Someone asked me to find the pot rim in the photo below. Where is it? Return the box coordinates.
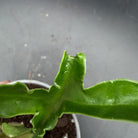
[10,79,81,138]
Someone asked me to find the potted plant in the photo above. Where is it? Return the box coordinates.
[0,80,81,138]
[0,51,138,138]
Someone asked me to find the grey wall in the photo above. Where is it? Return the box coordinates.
[0,0,138,137]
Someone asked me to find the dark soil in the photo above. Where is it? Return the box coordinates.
[0,82,77,138]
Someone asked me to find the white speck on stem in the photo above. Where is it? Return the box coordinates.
[24,43,28,47]
[41,56,47,59]
[63,133,68,138]
[30,120,32,124]
[71,119,75,123]
[37,73,41,77]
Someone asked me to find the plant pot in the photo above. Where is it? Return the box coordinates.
[0,80,81,138]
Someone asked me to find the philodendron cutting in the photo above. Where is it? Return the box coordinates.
[0,51,138,138]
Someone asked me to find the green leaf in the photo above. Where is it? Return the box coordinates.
[0,133,34,138]
[2,123,32,137]
[64,79,138,122]
[1,51,138,137]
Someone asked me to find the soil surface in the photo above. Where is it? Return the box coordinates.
[0,82,77,138]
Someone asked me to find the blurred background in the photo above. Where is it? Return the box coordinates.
[0,0,138,137]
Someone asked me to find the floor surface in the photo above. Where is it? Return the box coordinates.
[0,0,138,138]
